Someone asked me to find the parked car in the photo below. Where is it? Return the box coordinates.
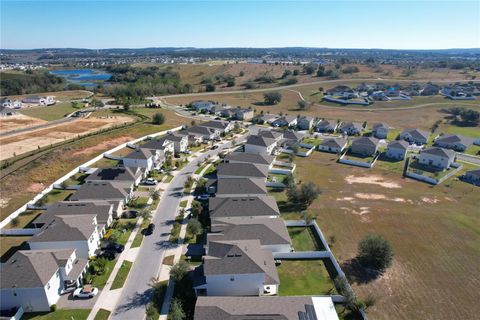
[99,250,117,260]
[124,210,138,218]
[106,243,124,253]
[183,150,192,154]
[211,145,219,150]
[73,286,98,299]
[196,194,210,201]
[144,178,158,185]
[145,223,156,235]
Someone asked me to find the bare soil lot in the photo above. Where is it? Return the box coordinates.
[0,114,47,134]
[0,115,134,160]
[291,151,480,320]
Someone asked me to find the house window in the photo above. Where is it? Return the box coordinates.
[230,276,235,281]
[47,283,50,290]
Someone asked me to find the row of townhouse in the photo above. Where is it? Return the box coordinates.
[189,100,255,121]
[244,129,305,155]
[191,132,339,319]
[0,129,197,314]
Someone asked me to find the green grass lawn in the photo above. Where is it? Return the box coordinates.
[408,159,454,180]
[375,153,406,174]
[114,218,137,246]
[194,162,208,174]
[444,124,480,138]
[111,260,133,290]
[0,235,30,263]
[91,158,121,168]
[22,309,91,320]
[179,200,188,208]
[20,102,85,121]
[64,173,88,186]
[131,218,150,248]
[129,196,149,209]
[90,258,117,289]
[343,150,375,163]
[36,189,75,206]
[93,309,111,320]
[4,210,43,229]
[288,227,320,251]
[303,137,323,147]
[164,175,174,183]
[267,173,287,183]
[277,260,336,296]
[464,144,480,156]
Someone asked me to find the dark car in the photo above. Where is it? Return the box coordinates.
[211,145,219,150]
[145,223,156,235]
[107,243,124,253]
[100,250,117,260]
[124,210,138,218]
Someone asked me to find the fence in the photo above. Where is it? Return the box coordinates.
[405,161,463,185]
[338,152,379,168]
[0,228,40,236]
[0,126,183,230]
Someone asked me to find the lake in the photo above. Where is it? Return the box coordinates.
[50,69,112,86]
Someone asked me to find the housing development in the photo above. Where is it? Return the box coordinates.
[0,1,479,319]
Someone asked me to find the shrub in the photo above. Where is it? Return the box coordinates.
[170,261,189,282]
[357,234,394,270]
[152,112,165,125]
[50,304,57,312]
[263,91,282,105]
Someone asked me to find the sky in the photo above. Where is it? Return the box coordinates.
[1,1,479,50]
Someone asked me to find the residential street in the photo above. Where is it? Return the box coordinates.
[110,137,243,320]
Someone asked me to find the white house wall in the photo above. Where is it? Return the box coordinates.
[204,273,265,296]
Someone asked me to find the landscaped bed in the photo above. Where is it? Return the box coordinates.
[277,259,336,296]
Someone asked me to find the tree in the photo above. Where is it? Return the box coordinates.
[281,69,292,79]
[283,174,295,189]
[205,84,216,92]
[152,112,165,125]
[460,109,480,123]
[227,79,235,87]
[187,218,203,238]
[150,190,160,201]
[239,71,245,77]
[304,63,316,75]
[293,69,300,76]
[287,182,321,209]
[91,98,104,108]
[170,261,189,282]
[357,234,394,271]
[316,66,326,77]
[301,210,316,226]
[71,101,79,109]
[108,230,122,245]
[140,209,152,220]
[297,100,309,110]
[191,200,203,217]
[169,298,186,320]
[263,91,282,105]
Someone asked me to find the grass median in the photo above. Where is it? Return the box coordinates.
[110,260,133,290]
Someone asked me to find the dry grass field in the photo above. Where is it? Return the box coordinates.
[0,114,47,134]
[0,115,134,160]
[286,152,480,320]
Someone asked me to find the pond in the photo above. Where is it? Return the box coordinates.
[50,69,112,87]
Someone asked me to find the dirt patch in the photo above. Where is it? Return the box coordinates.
[421,196,439,204]
[345,175,402,189]
[71,136,134,157]
[354,193,406,202]
[0,198,10,208]
[26,183,46,193]
[0,114,46,133]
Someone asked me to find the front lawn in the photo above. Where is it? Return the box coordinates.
[22,309,91,320]
[288,227,321,251]
[90,258,117,289]
[113,218,137,246]
[277,260,336,296]
[110,260,133,290]
[93,309,111,320]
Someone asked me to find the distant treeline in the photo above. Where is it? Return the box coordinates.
[0,71,66,96]
[99,65,193,102]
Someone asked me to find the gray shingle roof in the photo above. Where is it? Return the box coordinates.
[387,140,409,150]
[124,148,156,160]
[216,178,267,196]
[200,120,230,130]
[466,168,480,178]
[435,134,474,147]
[217,163,269,179]
[141,137,173,150]
[29,214,97,243]
[339,122,363,131]
[209,217,291,246]
[195,296,323,320]
[35,201,113,226]
[421,147,456,159]
[352,136,379,147]
[85,167,140,183]
[320,138,347,149]
[209,196,280,219]
[70,182,129,201]
[257,130,283,140]
[372,122,388,130]
[246,135,276,147]
[282,131,305,142]
[0,249,74,288]
[401,128,430,141]
[188,126,216,136]
[204,240,279,284]
[224,152,274,165]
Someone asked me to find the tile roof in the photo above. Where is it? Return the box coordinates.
[209,196,280,219]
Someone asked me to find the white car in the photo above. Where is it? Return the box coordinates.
[144,178,158,185]
[73,286,98,299]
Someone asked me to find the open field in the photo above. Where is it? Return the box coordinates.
[4,89,92,101]
[20,102,85,121]
[0,115,135,161]
[289,151,480,320]
[0,114,47,134]
[0,108,187,220]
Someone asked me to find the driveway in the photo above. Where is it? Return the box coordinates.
[110,136,244,320]
[57,290,99,309]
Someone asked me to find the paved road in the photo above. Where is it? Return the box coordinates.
[0,117,77,137]
[457,153,480,165]
[110,138,242,320]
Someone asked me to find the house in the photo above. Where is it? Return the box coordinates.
[372,123,389,139]
[217,108,236,118]
[214,178,267,197]
[184,126,219,141]
[254,113,279,124]
[350,136,380,156]
[464,168,480,184]
[70,181,133,216]
[370,91,389,101]
[0,97,22,109]
[209,217,292,253]
[386,140,409,160]
[224,152,274,166]
[194,296,339,320]
[421,84,440,96]
[434,134,474,152]
[271,115,297,128]
[0,105,17,117]
[257,130,284,141]
[318,138,348,153]
[418,147,456,169]
[122,148,162,171]
[33,201,114,235]
[399,128,430,145]
[28,214,100,259]
[143,134,188,153]
[338,122,363,136]
[190,100,217,113]
[85,166,143,186]
[209,196,280,219]
[193,239,279,296]
[22,95,55,105]
[234,108,254,121]
[216,162,269,180]
[315,120,338,133]
[326,85,354,96]
[297,116,314,130]
[244,135,277,155]
[199,120,234,134]
[0,249,88,312]
[280,131,305,148]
